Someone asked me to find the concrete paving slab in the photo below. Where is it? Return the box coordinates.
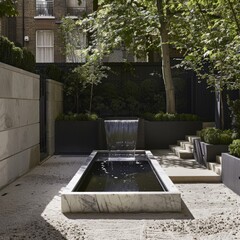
[151,149,221,183]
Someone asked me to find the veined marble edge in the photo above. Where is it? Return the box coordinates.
[61,150,182,213]
[62,150,180,196]
[62,151,98,193]
[62,191,180,196]
[148,152,180,193]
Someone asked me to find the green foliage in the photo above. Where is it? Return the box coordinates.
[56,112,99,121]
[63,62,109,114]
[22,48,35,72]
[172,0,240,91]
[199,127,235,145]
[110,97,126,115]
[0,0,17,17]
[60,0,179,113]
[46,64,62,82]
[0,36,35,72]
[228,98,240,138]
[229,139,240,158]
[141,112,155,121]
[155,112,176,121]
[142,112,200,121]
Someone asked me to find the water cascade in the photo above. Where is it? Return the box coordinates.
[104,119,139,159]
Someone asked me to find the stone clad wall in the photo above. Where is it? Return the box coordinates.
[0,63,40,189]
[46,79,63,155]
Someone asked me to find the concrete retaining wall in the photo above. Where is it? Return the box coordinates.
[46,79,63,155]
[0,63,40,189]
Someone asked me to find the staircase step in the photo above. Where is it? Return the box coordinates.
[170,145,183,154]
[207,162,222,175]
[184,143,194,152]
[177,140,188,146]
[170,145,194,159]
[177,150,194,159]
[185,135,201,144]
[177,141,194,152]
[216,155,222,164]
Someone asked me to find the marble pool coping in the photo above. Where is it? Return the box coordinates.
[61,150,181,213]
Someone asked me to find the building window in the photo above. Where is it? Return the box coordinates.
[66,32,86,63]
[66,0,86,17]
[36,0,54,16]
[36,30,54,63]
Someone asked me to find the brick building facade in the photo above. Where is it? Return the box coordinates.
[1,0,93,63]
[1,0,181,63]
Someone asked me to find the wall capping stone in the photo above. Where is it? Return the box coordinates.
[0,62,39,78]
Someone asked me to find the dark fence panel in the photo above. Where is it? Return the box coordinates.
[36,62,222,122]
[39,74,47,160]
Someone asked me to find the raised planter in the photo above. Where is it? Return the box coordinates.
[55,120,106,154]
[55,118,145,154]
[222,153,240,195]
[200,142,229,165]
[55,119,202,153]
[144,121,202,149]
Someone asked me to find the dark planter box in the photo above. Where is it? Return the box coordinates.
[193,138,204,165]
[144,121,202,149]
[55,120,104,154]
[55,119,202,153]
[222,153,240,196]
[55,118,144,154]
[200,142,229,164]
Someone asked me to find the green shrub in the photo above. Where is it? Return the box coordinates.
[176,113,199,121]
[229,139,240,158]
[155,112,175,121]
[199,127,235,145]
[12,46,23,68]
[142,112,199,121]
[228,98,240,138]
[0,36,35,72]
[110,97,126,116]
[56,113,99,121]
[22,48,35,72]
[141,112,155,121]
[46,64,62,82]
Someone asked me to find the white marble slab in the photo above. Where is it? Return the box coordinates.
[61,151,181,213]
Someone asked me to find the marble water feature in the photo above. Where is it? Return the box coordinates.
[61,120,181,213]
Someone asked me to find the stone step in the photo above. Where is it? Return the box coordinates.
[207,162,222,176]
[177,140,189,146]
[170,145,183,154]
[185,135,201,144]
[177,140,193,151]
[184,143,194,153]
[170,145,194,159]
[177,150,194,159]
[216,155,222,164]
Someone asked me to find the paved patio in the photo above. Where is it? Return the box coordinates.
[0,151,240,239]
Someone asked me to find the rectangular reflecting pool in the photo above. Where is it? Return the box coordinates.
[61,150,181,213]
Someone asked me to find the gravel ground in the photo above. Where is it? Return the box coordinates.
[0,155,240,240]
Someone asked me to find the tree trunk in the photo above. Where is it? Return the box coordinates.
[157,0,176,113]
[160,23,175,113]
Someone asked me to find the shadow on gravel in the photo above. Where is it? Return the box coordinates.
[0,155,88,240]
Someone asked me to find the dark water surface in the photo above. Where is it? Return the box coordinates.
[74,153,165,192]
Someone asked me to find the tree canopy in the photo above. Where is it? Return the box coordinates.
[171,0,240,91]
[0,0,17,17]
[61,0,240,114]
[62,0,177,112]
